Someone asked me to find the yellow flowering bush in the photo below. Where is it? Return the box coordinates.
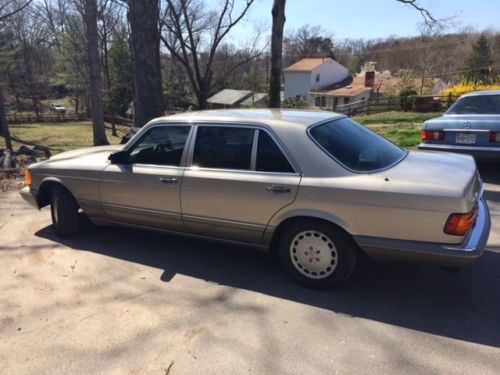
[442,79,500,96]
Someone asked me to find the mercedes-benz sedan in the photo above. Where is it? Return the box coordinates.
[419,90,500,160]
[21,109,490,288]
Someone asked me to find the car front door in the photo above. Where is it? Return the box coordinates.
[181,124,301,244]
[100,124,192,230]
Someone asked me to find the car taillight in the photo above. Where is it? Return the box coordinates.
[422,130,445,141]
[444,206,478,236]
[489,132,500,143]
[25,169,32,186]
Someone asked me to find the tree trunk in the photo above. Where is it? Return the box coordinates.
[268,0,286,108]
[0,86,13,151]
[84,0,109,146]
[128,0,164,127]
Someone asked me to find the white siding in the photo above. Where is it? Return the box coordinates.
[284,72,311,100]
[310,60,348,91]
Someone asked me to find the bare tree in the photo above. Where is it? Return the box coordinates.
[128,0,164,127]
[160,0,257,109]
[268,0,285,108]
[83,0,108,145]
[0,0,33,150]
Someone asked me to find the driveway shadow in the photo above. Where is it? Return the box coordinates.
[36,220,500,349]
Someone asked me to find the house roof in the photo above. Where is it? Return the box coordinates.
[352,76,444,95]
[241,93,267,106]
[207,89,253,105]
[316,86,372,97]
[285,58,332,72]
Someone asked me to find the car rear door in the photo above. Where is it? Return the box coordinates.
[99,124,192,230]
[180,124,301,244]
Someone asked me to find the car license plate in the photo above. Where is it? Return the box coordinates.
[456,133,476,144]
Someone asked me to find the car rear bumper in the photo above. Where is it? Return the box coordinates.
[418,143,500,160]
[20,186,39,209]
[354,196,490,268]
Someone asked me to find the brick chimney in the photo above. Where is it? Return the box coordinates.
[365,71,375,88]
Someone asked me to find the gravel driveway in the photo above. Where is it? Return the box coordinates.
[1,165,499,374]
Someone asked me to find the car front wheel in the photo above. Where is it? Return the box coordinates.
[50,185,79,237]
[278,220,357,288]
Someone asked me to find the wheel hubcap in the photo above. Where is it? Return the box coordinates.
[290,230,338,279]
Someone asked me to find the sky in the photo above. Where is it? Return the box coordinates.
[228,0,500,45]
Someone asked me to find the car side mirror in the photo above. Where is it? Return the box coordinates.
[109,150,130,164]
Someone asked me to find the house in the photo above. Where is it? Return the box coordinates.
[284,58,348,101]
[351,74,448,98]
[309,85,372,114]
[207,89,253,109]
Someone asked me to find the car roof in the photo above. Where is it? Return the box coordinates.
[461,90,500,97]
[149,109,344,129]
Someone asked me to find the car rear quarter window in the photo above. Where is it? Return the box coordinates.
[309,117,406,172]
[129,126,190,166]
[256,131,294,173]
[447,95,500,115]
[193,126,254,170]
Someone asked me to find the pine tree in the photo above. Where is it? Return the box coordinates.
[467,34,494,83]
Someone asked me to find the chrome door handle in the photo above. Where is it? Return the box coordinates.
[266,185,291,193]
[159,176,178,184]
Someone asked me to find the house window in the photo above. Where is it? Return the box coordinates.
[344,97,350,104]
[333,97,338,109]
[314,96,326,107]
[316,73,320,82]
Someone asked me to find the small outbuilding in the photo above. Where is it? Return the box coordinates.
[207,89,254,109]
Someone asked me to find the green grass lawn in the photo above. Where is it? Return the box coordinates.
[1,122,128,153]
[354,111,442,149]
[0,111,441,153]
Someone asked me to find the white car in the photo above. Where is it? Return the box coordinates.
[49,103,66,114]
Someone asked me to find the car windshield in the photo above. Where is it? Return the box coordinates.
[446,94,500,115]
[309,117,406,172]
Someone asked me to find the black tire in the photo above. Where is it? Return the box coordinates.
[278,220,357,289]
[50,185,79,237]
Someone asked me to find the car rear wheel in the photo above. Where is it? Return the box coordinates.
[50,185,79,237]
[278,220,357,288]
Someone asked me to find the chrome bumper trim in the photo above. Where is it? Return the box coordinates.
[20,186,39,209]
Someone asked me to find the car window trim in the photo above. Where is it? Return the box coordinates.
[187,122,300,175]
[307,116,408,175]
[123,123,194,168]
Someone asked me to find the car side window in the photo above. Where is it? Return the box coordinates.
[256,131,294,173]
[128,126,190,166]
[193,126,255,170]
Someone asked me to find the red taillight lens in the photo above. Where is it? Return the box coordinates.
[444,206,478,236]
[489,132,500,143]
[422,130,445,141]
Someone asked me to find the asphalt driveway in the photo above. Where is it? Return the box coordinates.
[1,164,499,374]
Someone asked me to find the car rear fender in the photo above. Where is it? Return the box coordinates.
[263,208,353,248]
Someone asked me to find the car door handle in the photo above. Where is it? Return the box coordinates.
[159,176,178,184]
[266,185,291,193]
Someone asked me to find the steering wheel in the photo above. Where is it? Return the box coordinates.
[153,143,171,155]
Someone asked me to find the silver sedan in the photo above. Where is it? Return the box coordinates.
[419,90,500,160]
[21,109,490,288]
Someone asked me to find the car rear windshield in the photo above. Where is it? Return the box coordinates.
[447,95,500,115]
[309,117,406,172]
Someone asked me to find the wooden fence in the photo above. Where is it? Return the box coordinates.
[330,95,460,116]
[5,112,134,127]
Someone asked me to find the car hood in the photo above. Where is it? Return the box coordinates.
[424,114,500,131]
[33,145,123,170]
